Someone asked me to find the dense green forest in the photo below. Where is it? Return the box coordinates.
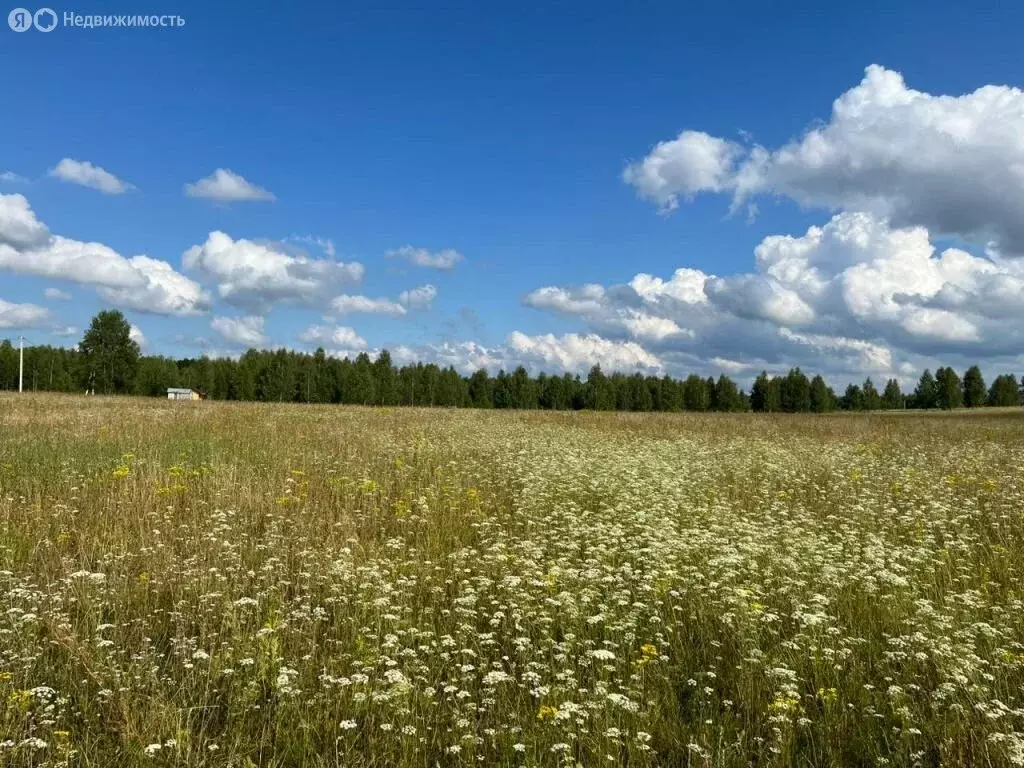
[2,311,1022,412]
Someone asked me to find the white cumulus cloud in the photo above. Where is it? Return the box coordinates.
[129,324,146,349]
[183,231,363,311]
[524,282,692,342]
[0,299,49,329]
[407,340,503,373]
[617,312,688,342]
[0,194,209,316]
[369,334,661,376]
[44,287,71,301]
[0,194,50,250]
[298,324,368,351]
[626,64,1024,255]
[776,328,893,373]
[705,274,816,327]
[629,268,709,306]
[329,294,407,316]
[49,159,133,194]
[387,245,464,270]
[184,169,275,202]
[523,210,1024,380]
[507,331,662,373]
[211,315,268,347]
[398,284,437,309]
[623,131,742,211]
[524,284,607,315]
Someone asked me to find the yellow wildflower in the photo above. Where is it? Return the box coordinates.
[537,705,559,721]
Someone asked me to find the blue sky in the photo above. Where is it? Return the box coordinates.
[4,1,1024,383]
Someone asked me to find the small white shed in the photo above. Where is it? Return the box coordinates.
[167,387,202,401]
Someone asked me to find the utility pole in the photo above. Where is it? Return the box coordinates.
[18,335,25,393]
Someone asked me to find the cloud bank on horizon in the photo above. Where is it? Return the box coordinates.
[3,65,1024,384]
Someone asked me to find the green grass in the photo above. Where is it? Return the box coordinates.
[1,393,1024,766]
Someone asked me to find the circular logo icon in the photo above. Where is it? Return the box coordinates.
[8,7,33,31]
[33,7,56,31]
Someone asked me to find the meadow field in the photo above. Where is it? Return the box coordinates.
[1,395,1024,767]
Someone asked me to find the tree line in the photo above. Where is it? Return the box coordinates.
[2,311,1022,412]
